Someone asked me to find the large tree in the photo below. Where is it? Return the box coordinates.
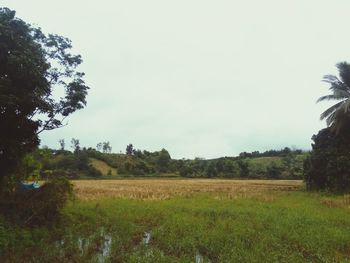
[304,62,350,192]
[304,127,350,192]
[0,8,89,190]
[317,62,350,134]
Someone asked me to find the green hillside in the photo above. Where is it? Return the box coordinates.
[28,147,308,180]
[89,158,118,176]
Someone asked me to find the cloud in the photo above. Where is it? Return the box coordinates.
[4,0,350,158]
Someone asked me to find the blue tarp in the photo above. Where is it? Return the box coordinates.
[19,182,40,191]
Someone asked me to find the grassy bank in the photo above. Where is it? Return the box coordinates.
[1,180,350,262]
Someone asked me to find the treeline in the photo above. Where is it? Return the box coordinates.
[23,141,173,179]
[237,147,303,158]
[24,147,102,179]
[24,141,307,180]
[176,154,306,179]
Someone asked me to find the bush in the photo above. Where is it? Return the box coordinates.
[179,165,193,177]
[86,165,102,177]
[304,128,350,192]
[266,162,282,179]
[0,177,73,226]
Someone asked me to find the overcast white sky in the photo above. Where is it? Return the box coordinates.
[3,0,350,158]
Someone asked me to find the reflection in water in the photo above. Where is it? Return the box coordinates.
[98,232,112,263]
[142,232,151,245]
[195,252,204,263]
[60,229,208,262]
[75,228,113,263]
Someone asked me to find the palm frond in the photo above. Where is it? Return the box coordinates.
[317,94,347,103]
[341,99,350,113]
[318,76,350,103]
[329,82,350,94]
[337,62,350,88]
[320,100,345,121]
[330,108,350,134]
[322,74,350,93]
[319,62,350,134]
[333,87,350,98]
[322,74,340,84]
[325,110,336,127]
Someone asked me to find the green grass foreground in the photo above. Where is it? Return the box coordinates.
[1,191,350,262]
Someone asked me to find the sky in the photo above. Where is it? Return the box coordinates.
[3,0,350,159]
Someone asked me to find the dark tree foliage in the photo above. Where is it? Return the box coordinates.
[237,159,249,177]
[0,177,74,226]
[102,141,112,154]
[156,149,171,173]
[206,162,218,177]
[0,8,89,190]
[70,138,80,154]
[304,62,350,192]
[304,128,350,192]
[238,147,300,158]
[126,144,134,155]
[58,139,65,151]
[266,162,282,179]
[317,62,350,134]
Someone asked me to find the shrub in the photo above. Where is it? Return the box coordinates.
[266,162,282,179]
[86,165,102,177]
[0,177,73,226]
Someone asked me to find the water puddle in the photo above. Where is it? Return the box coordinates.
[57,229,214,263]
[195,252,204,263]
[142,232,151,245]
[97,232,112,263]
[57,228,113,262]
[79,236,93,255]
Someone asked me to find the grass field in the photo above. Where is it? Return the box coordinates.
[1,179,350,262]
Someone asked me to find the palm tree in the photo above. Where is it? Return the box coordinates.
[317,62,350,134]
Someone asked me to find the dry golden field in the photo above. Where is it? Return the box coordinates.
[72,179,303,200]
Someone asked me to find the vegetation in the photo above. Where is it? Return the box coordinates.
[1,5,350,262]
[0,9,85,247]
[0,8,89,192]
[305,62,350,192]
[89,158,117,176]
[1,181,350,262]
[317,62,350,134]
[72,179,302,200]
[304,128,350,192]
[0,177,73,226]
[26,143,307,180]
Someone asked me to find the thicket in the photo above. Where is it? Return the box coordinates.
[177,153,306,179]
[304,128,350,192]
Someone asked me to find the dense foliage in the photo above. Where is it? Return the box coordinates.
[317,62,350,134]
[176,153,305,179]
[304,128,350,192]
[0,177,73,226]
[0,8,88,191]
[28,142,307,180]
[305,62,350,192]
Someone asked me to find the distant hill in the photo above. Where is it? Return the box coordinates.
[29,147,308,180]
